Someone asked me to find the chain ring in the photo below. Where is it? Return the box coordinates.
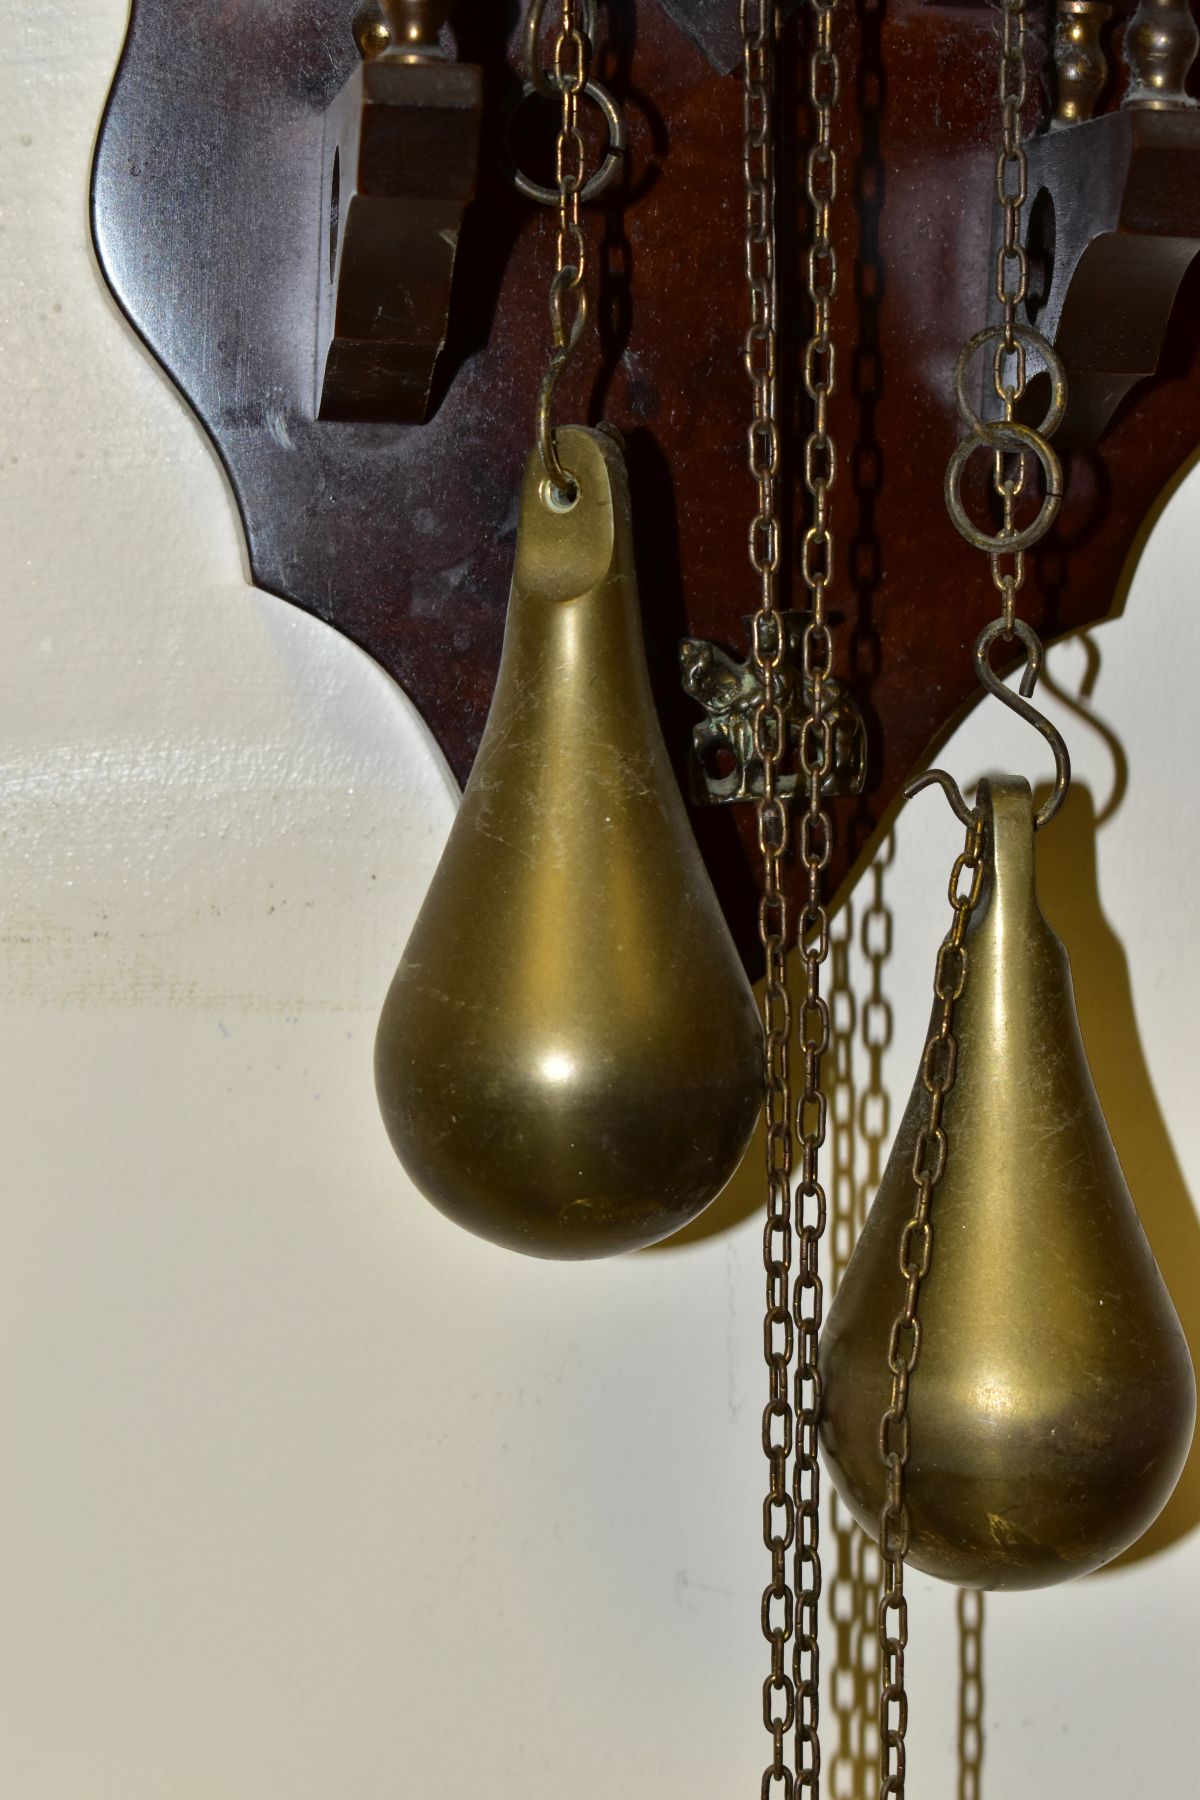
[945,325,1066,557]
[504,77,625,207]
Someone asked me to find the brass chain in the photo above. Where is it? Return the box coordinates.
[944,0,1067,695]
[795,2,838,1787]
[991,0,1031,632]
[743,7,797,1792]
[876,813,985,1800]
[534,0,592,503]
[744,0,838,1791]
[524,0,597,97]
[552,0,587,301]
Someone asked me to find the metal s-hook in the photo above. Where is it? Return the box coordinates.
[904,767,976,829]
[975,618,1071,829]
[536,266,589,506]
[905,618,1072,831]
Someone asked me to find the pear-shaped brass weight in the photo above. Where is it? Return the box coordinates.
[820,778,1195,1587]
[375,428,762,1258]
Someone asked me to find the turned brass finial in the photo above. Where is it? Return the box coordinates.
[360,2,452,61]
[1123,0,1200,109]
[1054,0,1113,123]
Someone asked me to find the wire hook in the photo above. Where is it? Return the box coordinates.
[536,267,589,507]
[975,618,1071,829]
[904,767,976,828]
[905,618,1072,831]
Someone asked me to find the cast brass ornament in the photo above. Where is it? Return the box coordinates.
[819,778,1196,1588]
[375,428,762,1257]
[679,612,867,805]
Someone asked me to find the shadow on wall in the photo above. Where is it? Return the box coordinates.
[1033,659,1200,1569]
[655,632,1200,1569]
[656,838,991,1794]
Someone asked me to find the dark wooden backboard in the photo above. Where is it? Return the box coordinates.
[92,0,1200,962]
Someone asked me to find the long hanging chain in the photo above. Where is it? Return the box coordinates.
[743,7,798,1791]
[795,0,838,1790]
[745,0,837,1791]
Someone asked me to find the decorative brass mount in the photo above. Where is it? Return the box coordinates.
[680,614,868,806]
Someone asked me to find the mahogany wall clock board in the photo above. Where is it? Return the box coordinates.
[91,0,1200,962]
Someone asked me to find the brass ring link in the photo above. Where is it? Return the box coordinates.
[505,77,626,207]
[944,324,1067,556]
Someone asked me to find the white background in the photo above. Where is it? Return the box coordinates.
[2,4,1198,1794]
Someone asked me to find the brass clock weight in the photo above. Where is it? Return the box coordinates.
[90,0,1200,1791]
[373,4,763,1258]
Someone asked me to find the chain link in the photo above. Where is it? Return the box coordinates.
[552,3,588,296]
[876,814,985,1800]
[525,0,598,96]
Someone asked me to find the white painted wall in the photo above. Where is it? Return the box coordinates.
[2,4,1197,1796]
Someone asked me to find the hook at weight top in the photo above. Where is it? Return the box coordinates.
[906,620,1072,831]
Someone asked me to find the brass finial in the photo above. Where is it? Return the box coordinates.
[360,2,452,62]
[1122,0,1200,109]
[1054,0,1113,124]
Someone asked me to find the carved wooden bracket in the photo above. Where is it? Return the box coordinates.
[1010,0,1200,445]
[317,23,482,422]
